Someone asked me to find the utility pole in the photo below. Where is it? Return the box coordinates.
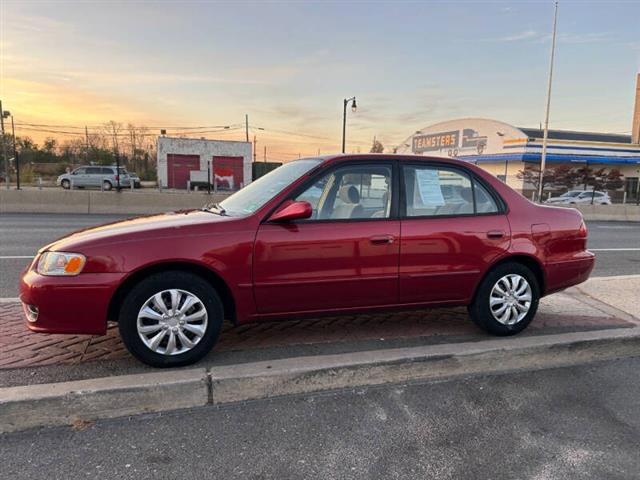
[538,1,559,202]
[253,135,257,162]
[85,126,90,164]
[11,114,19,189]
[263,145,266,163]
[245,114,249,143]
[0,100,8,190]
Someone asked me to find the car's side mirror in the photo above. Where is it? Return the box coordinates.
[268,200,313,222]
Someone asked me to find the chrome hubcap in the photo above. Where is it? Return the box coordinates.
[137,289,208,356]
[489,274,532,325]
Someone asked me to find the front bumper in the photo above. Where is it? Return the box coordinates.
[19,269,124,335]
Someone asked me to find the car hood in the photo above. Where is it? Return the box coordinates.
[42,210,239,252]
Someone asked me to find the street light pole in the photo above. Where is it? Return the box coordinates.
[342,96,357,154]
[538,1,559,202]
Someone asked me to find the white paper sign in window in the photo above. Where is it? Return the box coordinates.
[415,169,445,207]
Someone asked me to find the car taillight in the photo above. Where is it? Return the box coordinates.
[579,221,588,238]
[115,175,120,181]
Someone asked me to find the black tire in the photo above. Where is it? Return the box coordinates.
[103,180,113,191]
[118,271,224,367]
[468,262,540,336]
[61,179,70,190]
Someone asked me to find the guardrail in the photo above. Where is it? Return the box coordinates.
[0,189,230,215]
[1,189,638,219]
[567,204,640,222]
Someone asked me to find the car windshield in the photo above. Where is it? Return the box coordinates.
[561,191,582,198]
[217,158,323,216]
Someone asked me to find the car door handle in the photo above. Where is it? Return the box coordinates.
[369,235,395,245]
[487,230,505,239]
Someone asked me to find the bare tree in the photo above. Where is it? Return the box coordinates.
[126,124,151,173]
[103,121,123,154]
[587,168,624,203]
[370,137,384,153]
[516,165,555,198]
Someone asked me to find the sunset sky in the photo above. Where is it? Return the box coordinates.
[1,0,639,160]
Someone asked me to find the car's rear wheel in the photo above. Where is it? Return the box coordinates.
[118,271,224,367]
[103,180,113,191]
[468,262,540,336]
[61,179,70,189]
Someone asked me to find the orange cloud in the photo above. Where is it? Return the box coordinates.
[3,77,157,127]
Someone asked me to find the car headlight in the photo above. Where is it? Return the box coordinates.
[37,252,86,276]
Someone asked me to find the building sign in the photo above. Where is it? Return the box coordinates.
[412,131,459,153]
[412,128,489,156]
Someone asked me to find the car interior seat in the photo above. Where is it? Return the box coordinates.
[331,185,364,219]
[371,191,389,218]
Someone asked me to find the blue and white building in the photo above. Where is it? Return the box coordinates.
[395,117,640,201]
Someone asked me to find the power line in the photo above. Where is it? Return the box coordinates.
[15,122,243,130]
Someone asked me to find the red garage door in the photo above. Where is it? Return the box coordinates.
[167,154,199,189]
[212,156,244,191]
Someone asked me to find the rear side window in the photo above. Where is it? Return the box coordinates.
[474,182,499,213]
[102,167,114,174]
[403,165,499,217]
[86,167,101,175]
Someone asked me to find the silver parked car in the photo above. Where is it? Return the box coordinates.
[57,166,131,190]
[545,190,612,205]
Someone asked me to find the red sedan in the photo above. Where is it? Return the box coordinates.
[20,155,595,367]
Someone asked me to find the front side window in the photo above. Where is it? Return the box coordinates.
[294,164,392,220]
[73,168,87,175]
[219,158,322,216]
[86,167,101,175]
[403,165,499,217]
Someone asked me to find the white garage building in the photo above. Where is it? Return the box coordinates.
[157,137,252,190]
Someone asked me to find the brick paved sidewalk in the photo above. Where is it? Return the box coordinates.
[0,291,633,370]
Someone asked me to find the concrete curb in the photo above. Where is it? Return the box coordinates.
[0,368,208,433]
[2,328,640,434]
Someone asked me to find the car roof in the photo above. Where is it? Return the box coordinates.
[320,153,473,168]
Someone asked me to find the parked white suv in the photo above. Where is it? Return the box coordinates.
[546,190,611,205]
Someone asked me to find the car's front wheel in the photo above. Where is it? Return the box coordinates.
[61,179,70,189]
[118,271,224,367]
[468,262,540,336]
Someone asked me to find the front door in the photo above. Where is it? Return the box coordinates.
[253,162,400,314]
[399,163,511,304]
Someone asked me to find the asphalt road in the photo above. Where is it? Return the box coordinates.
[2,357,640,479]
[0,213,638,298]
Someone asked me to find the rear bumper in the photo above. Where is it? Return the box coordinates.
[19,270,124,335]
[545,251,595,295]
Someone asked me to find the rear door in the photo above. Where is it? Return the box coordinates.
[399,163,511,304]
[253,161,400,314]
